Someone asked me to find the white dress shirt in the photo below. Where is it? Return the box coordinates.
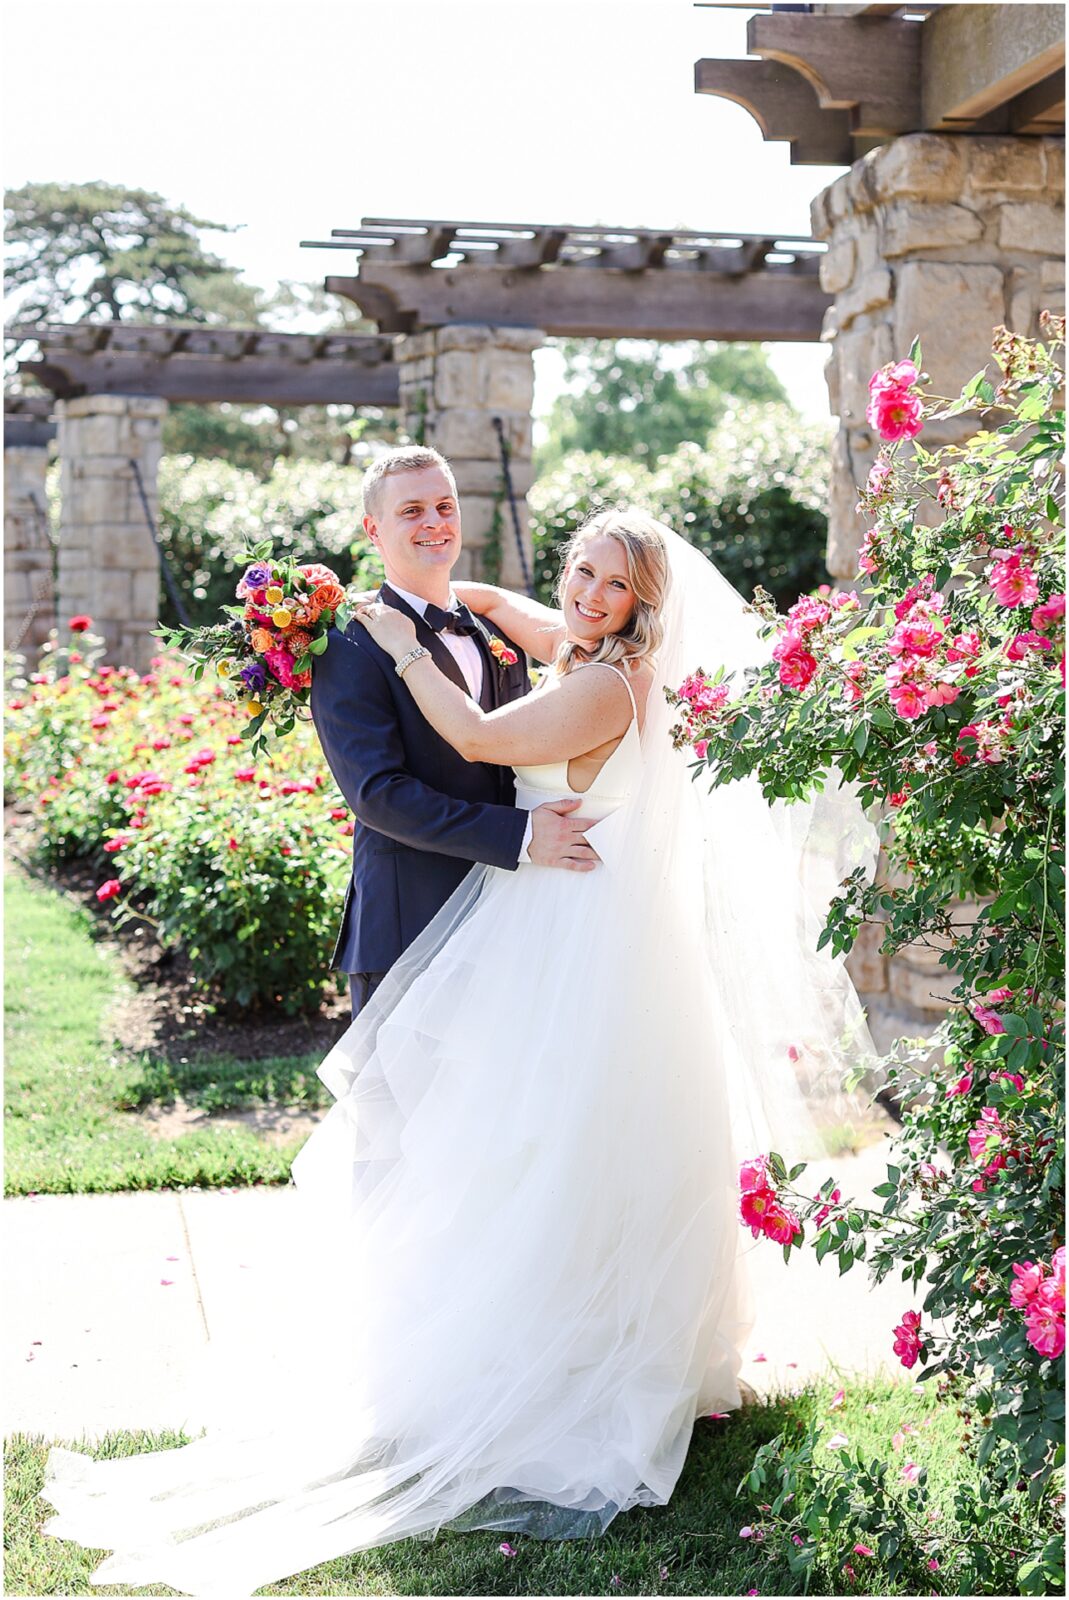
[388,584,534,863]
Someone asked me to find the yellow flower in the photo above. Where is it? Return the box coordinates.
[272,608,293,629]
[265,585,284,605]
[246,700,263,717]
[217,659,233,678]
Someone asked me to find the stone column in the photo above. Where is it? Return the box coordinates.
[56,395,167,672]
[813,133,1065,580]
[394,325,542,588]
[4,440,55,657]
[817,133,1065,1068]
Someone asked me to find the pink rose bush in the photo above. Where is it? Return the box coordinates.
[680,325,1064,1593]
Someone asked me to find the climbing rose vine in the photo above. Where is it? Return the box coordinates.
[672,323,1065,1596]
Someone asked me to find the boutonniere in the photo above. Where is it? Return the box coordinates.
[487,634,519,670]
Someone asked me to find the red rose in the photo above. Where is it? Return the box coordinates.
[68,614,92,632]
[96,879,122,902]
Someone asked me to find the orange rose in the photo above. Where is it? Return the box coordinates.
[250,628,274,654]
[291,599,322,627]
[312,581,345,613]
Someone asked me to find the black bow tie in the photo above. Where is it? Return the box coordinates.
[423,601,480,637]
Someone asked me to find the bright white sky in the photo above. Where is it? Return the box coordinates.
[3,0,847,422]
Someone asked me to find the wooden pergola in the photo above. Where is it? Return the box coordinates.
[301,219,831,341]
[696,2,1065,165]
[12,324,400,407]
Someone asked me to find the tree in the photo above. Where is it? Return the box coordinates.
[536,338,789,470]
[4,181,261,327]
[4,183,400,469]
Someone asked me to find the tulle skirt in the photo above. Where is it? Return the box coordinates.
[42,853,762,1596]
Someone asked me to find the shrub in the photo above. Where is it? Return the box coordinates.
[5,630,353,1013]
[156,455,383,628]
[676,325,1065,1594]
[529,403,832,610]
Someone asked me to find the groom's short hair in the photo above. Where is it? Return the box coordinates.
[361,446,457,519]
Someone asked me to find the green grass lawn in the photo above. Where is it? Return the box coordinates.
[4,867,330,1194]
[5,1377,981,1597]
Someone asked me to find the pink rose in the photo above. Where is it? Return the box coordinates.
[971,1004,1006,1036]
[1006,630,1053,661]
[1032,593,1066,632]
[945,1072,973,1097]
[778,651,818,691]
[888,680,927,720]
[739,1156,770,1193]
[1010,1261,1046,1309]
[990,553,1040,609]
[739,1185,777,1238]
[762,1201,802,1246]
[1025,1297,1066,1359]
[867,385,924,442]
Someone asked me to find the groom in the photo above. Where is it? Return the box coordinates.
[311,444,598,1015]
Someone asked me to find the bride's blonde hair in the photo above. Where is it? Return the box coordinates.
[554,508,671,675]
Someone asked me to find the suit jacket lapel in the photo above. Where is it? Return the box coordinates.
[470,620,499,712]
[379,584,469,696]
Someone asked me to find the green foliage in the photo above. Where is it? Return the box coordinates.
[739,1378,1063,1596]
[4,181,260,328]
[678,324,1065,1585]
[156,454,384,628]
[536,338,789,470]
[5,630,354,1014]
[530,403,832,610]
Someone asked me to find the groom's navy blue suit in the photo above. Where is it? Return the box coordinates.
[310,584,531,1008]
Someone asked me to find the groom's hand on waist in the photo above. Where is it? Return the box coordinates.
[527,798,600,871]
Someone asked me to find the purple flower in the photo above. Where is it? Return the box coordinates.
[240,661,268,693]
[242,563,272,591]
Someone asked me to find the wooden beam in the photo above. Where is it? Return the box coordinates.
[1010,69,1066,132]
[747,12,923,136]
[695,56,855,162]
[329,261,831,342]
[922,3,1064,126]
[21,353,400,408]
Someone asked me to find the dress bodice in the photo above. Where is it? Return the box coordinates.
[512,664,643,822]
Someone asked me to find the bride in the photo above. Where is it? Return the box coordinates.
[42,509,877,1596]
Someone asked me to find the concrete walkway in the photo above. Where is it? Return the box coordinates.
[4,1133,926,1443]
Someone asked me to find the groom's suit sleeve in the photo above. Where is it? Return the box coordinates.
[310,624,528,870]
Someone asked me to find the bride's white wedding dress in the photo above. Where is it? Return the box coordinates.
[42,665,757,1595]
[42,532,879,1597]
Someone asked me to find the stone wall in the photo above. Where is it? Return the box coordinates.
[56,395,167,673]
[4,443,55,657]
[395,324,543,588]
[819,132,1065,1055]
[813,133,1065,582]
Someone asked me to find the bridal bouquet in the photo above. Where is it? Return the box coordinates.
[155,541,353,752]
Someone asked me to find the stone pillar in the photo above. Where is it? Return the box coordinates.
[394,325,542,587]
[813,133,1065,579]
[56,395,167,672]
[816,133,1065,1069]
[4,440,55,656]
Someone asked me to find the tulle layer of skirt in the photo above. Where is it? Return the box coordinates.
[42,854,764,1595]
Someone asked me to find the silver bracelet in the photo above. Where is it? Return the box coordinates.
[395,645,431,679]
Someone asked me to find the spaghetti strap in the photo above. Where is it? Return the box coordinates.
[577,660,639,727]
